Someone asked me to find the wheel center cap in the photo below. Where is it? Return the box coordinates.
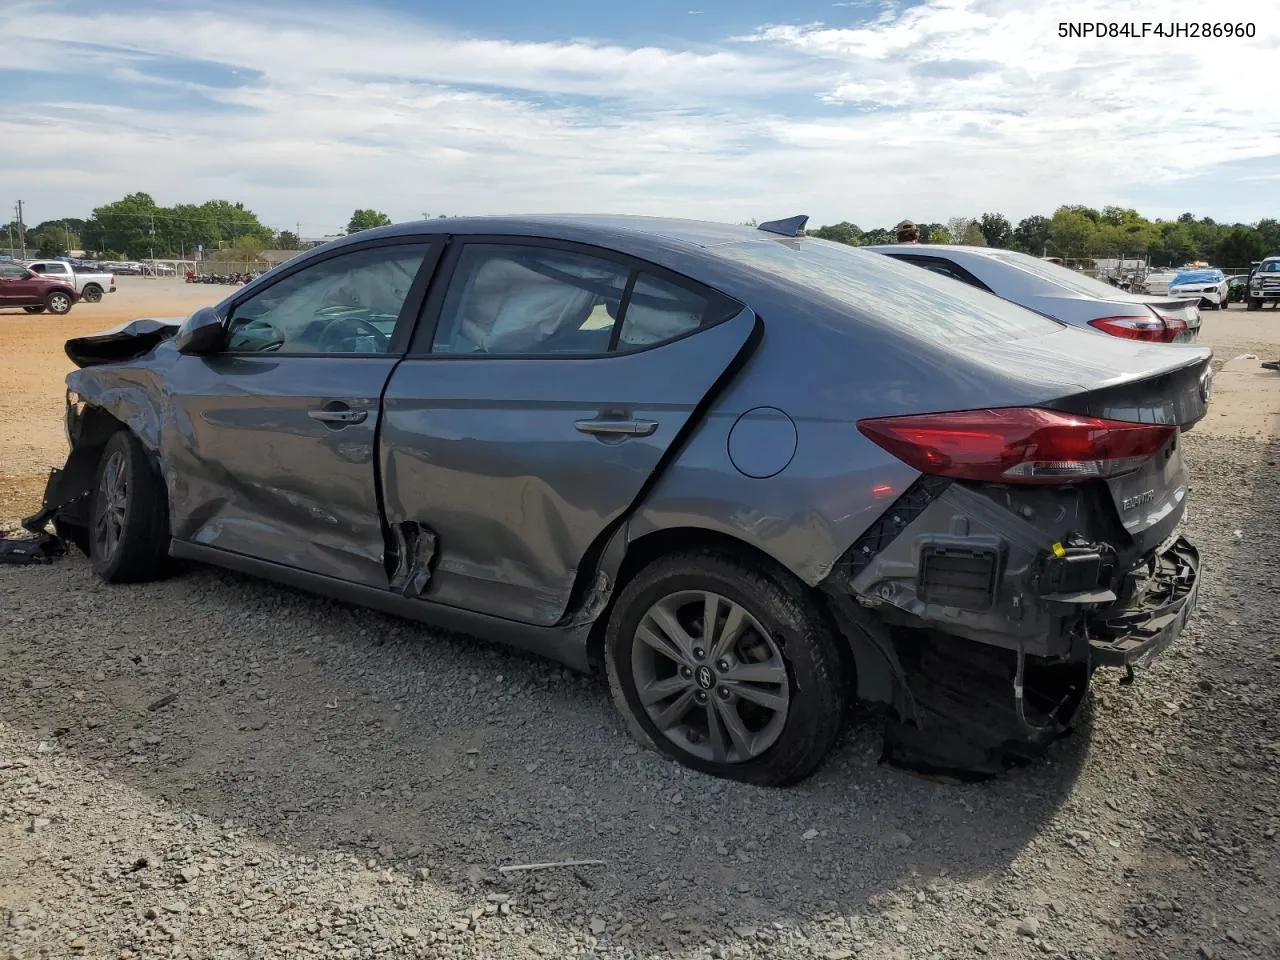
[695,665,715,690]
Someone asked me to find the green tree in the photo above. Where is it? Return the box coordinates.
[977,213,1012,248]
[808,221,862,245]
[36,233,67,257]
[1013,215,1051,254]
[275,230,301,250]
[946,217,974,244]
[347,209,393,234]
[1046,207,1097,258]
[923,224,953,244]
[860,227,893,245]
[961,221,988,246]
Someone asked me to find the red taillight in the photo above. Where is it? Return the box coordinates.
[1154,314,1188,340]
[857,408,1175,485]
[1088,315,1183,342]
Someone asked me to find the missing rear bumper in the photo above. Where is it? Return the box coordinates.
[1086,536,1199,667]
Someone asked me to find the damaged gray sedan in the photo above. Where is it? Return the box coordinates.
[37,215,1211,784]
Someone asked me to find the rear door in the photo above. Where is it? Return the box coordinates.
[163,238,442,587]
[380,238,756,626]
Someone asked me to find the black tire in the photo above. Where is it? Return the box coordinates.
[81,284,103,303]
[89,430,171,583]
[45,290,73,315]
[1247,298,1261,312]
[23,305,46,314]
[604,549,847,786]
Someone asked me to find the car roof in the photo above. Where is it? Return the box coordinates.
[863,243,998,256]
[359,215,766,253]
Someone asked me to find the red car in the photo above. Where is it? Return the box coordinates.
[0,261,80,315]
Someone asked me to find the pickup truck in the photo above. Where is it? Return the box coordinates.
[0,262,80,314]
[24,260,116,303]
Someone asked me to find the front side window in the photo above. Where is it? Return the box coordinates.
[0,265,28,279]
[28,263,48,274]
[224,244,428,355]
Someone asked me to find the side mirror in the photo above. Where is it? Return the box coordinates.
[175,306,225,355]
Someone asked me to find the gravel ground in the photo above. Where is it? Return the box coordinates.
[2,430,1277,960]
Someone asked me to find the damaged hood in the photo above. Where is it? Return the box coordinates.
[65,317,185,369]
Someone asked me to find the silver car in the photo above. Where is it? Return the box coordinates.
[36,215,1211,785]
[866,244,1203,343]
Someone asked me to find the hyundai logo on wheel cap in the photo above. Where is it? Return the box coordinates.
[695,665,715,689]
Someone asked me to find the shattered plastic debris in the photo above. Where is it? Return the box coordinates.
[0,525,65,566]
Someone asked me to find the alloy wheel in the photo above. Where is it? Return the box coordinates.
[630,590,790,764]
[93,450,128,561]
[49,293,71,313]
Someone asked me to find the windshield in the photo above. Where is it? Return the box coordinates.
[1259,261,1280,274]
[713,238,1062,341]
[982,250,1129,299]
[1171,269,1223,285]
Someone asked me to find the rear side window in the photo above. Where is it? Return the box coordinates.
[431,244,741,356]
[28,263,48,273]
[714,239,1058,341]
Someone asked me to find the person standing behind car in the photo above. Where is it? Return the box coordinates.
[894,220,921,244]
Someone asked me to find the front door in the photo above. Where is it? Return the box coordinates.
[0,264,44,305]
[162,240,441,587]
[380,239,757,625]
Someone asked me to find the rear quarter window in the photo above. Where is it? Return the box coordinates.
[713,239,1060,341]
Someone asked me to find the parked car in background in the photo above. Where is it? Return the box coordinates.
[1169,268,1229,310]
[1246,257,1280,311]
[24,259,116,303]
[40,215,1212,785]
[1141,268,1179,295]
[1226,275,1249,304]
[865,244,1202,343]
[0,261,79,314]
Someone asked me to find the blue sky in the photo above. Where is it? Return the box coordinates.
[2,0,1277,236]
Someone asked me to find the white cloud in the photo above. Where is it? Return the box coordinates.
[2,0,1278,232]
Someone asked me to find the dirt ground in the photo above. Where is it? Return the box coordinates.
[3,287,1280,960]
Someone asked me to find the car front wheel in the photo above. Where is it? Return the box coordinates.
[45,291,73,315]
[90,430,172,583]
[604,550,847,786]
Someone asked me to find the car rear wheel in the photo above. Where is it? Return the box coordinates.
[23,305,46,314]
[45,291,73,315]
[81,284,103,303]
[89,430,172,583]
[604,549,847,786]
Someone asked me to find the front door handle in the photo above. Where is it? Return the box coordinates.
[309,403,368,425]
[574,417,658,437]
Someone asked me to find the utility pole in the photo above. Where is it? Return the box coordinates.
[64,220,71,255]
[15,200,26,256]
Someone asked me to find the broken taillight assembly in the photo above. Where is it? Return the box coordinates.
[1088,315,1186,342]
[857,407,1175,484]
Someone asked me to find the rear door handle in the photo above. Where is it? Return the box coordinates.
[309,404,368,425]
[574,417,658,437]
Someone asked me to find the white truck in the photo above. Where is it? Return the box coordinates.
[23,260,116,303]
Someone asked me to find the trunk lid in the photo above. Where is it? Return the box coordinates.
[1043,350,1211,551]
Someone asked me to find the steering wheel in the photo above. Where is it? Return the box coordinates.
[317,315,390,353]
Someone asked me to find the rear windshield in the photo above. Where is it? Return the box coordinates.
[982,249,1127,299]
[712,238,1062,340]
